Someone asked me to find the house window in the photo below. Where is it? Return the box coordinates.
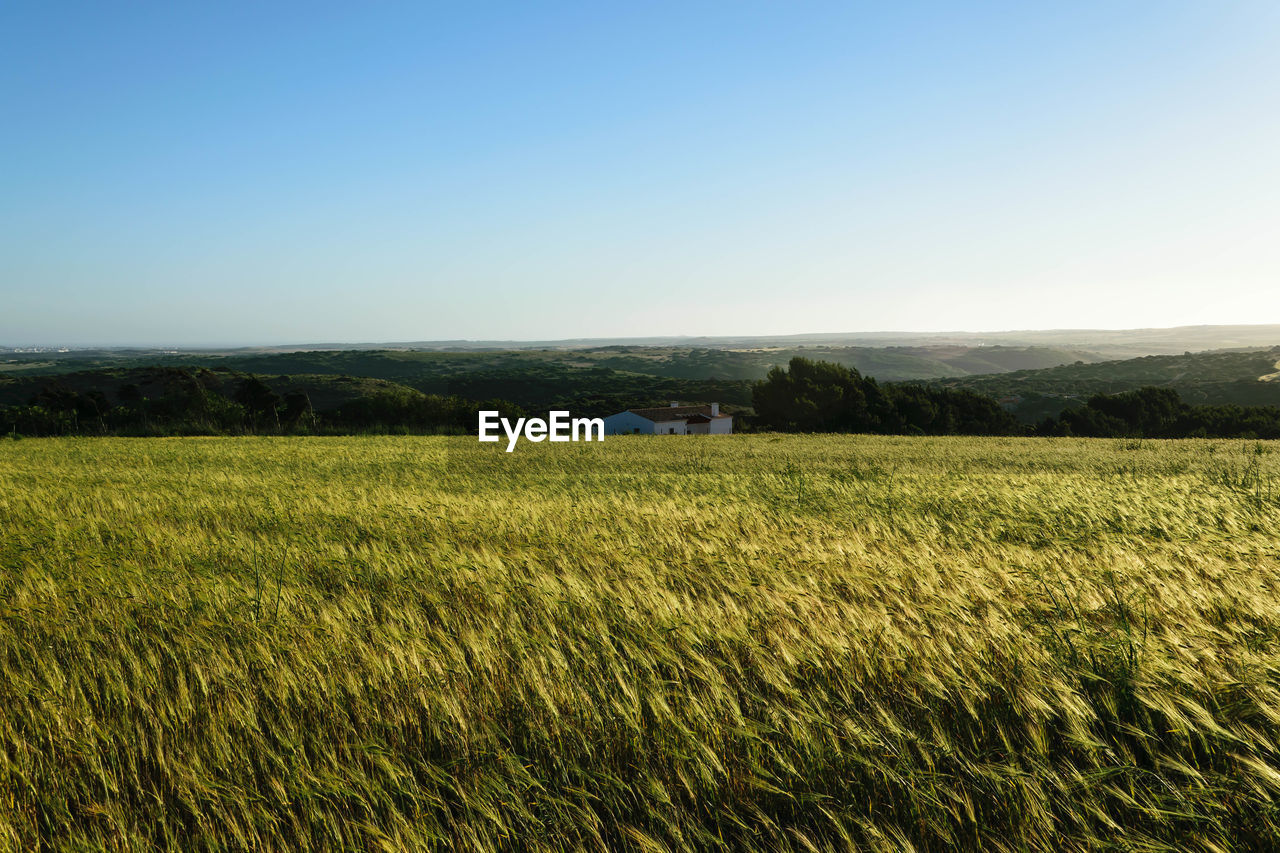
[668,427,675,434]
[633,428,640,434]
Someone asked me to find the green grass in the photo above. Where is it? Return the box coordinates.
[3,435,1280,850]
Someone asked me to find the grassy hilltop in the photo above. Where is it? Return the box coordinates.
[4,435,1280,850]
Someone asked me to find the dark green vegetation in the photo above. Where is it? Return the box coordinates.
[1042,386,1280,439]
[0,367,507,436]
[753,358,1280,440]
[753,357,1021,435]
[0,364,754,436]
[936,347,1280,421]
[0,343,1111,391]
[5,436,1280,850]
[0,353,761,434]
[4,342,1280,438]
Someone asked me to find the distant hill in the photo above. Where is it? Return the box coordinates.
[0,362,759,423]
[143,322,1280,355]
[573,344,1116,381]
[5,325,1280,426]
[0,367,424,412]
[933,347,1280,422]
[8,322,1280,363]
[1,343,1114,385]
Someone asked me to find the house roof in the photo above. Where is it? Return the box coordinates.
[627,405,731,423]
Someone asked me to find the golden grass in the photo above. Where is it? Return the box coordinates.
[2,435,1280,851]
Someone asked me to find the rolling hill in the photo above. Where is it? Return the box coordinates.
[6,326,1280,428]
[1,343,1113,386]
[934,347,1280,421]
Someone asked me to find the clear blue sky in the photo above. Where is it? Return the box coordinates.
[3,1,1278,345]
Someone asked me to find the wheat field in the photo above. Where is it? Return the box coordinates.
[2,435,1280,851]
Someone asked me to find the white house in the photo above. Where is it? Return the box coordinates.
[602,403,733,435]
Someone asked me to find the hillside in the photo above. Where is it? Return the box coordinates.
[8,331,1280,430]
[0,363,758,436]
[0,343,1113,386]
[10,346,1280,434]
[0,367,423,413]
[935,347,1280,421]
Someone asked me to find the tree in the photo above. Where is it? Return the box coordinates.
[281,392,313,430]
[752,357,1020,435]
[753,357,874,432]
[235,377,281,430]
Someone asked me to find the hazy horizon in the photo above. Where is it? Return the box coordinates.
[8,321,1280,352]
[4,2,1279,344]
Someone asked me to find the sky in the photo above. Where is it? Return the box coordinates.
[2,1,1279,346]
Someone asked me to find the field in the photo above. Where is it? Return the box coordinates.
[3,435,1280,851]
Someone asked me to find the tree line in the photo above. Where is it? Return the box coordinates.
[6,359,1280,439]
[752,357,1280,439]
[751,357,1021,435]
[1037,386,1280,439]
[0,369,524,437]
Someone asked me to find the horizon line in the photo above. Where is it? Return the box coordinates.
[5,322,1280,351]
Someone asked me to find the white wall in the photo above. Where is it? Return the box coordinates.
[601,411,656,434]
[603,409,743,435]
[602,411,691,434]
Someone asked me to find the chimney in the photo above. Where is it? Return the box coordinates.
[710,402,719,416]
[670,401,679,407]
